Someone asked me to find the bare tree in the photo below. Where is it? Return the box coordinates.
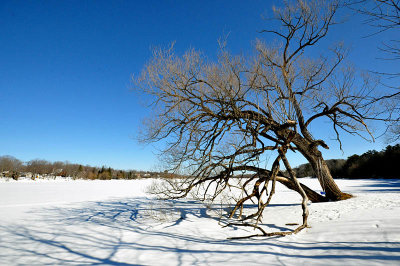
[350,0,400,140]
[135,0,376,237]
[25,159,51,176]
[0,156,22,173]
[354,0,399,62]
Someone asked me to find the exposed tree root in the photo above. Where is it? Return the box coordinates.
[340,192,353,200]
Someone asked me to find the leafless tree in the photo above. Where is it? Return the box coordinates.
[134,0,377,237]
[354,1,399,49]
[349,0,400,140]
[0,156,22,173]
[25,159,51,176]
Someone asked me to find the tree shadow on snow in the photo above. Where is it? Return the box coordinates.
[1,197,399,265]
[350,179,400,192]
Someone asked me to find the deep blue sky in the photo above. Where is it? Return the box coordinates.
[0,0,397,170]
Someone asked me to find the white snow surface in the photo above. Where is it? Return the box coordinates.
[0,178,399,265]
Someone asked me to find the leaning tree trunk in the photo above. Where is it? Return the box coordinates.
[304,151,343,200]
[291,134,352,201]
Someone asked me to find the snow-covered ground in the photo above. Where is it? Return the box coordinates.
[0,178,399,265]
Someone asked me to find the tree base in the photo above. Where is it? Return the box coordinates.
[339,192,353,200]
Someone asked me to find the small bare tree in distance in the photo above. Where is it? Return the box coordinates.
[134,0,378,237]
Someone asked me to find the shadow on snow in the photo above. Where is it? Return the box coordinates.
[0,196,399,265]
[350,179,400,192]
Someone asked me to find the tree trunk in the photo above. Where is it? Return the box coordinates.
[306,152,348,201]
[291,135,352,201]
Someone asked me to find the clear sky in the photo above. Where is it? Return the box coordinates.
[0,0,398,170]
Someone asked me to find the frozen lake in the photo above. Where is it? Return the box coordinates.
[0,178,399,265]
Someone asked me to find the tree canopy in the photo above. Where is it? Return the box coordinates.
[134,0,391,237]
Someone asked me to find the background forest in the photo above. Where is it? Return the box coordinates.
[0,157,174,180]
[2,144,399,180]
[293,144,400,179]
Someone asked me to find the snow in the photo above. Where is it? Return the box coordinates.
[0,178,399,265]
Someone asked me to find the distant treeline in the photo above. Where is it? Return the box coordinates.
[294,144,400,179]
[2,144,399,180]
[0,156,176,180]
